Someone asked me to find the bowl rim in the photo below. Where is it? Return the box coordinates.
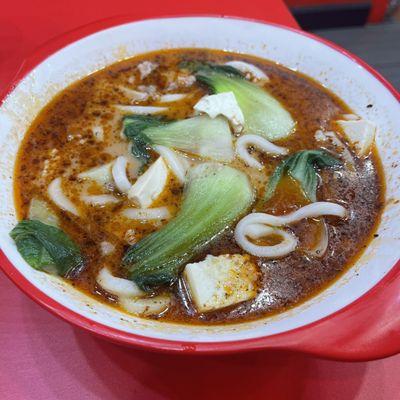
[1,14,399,359]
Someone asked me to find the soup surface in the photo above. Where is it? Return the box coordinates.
[13,49,384,324]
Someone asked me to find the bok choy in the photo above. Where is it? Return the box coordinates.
[264,150,342,202]
[188,62,295,141]
[123,115,234,164]
[122,163,254,291]
[10,220,85,278]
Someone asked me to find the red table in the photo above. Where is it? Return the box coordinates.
[1,2,400,399]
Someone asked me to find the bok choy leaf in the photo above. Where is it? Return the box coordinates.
[123,115,166,166]
[122,163,254,291]
[10,220,85,278]
[123,114,234,162]
[264,150,342,202]
[187,62,295,141]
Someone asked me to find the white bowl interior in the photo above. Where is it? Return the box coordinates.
[0,17,399,343]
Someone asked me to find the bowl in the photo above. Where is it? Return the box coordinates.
[0,16,399,360]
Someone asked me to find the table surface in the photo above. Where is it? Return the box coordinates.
[1,1,400,399]
[314,22,400,90]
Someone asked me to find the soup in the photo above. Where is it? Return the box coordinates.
[11,49,384,324]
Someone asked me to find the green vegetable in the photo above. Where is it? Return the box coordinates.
[123,115,234,162]
[191,62,295,141]
[123,115,160,167]
[10,220,85,278]
[123,163,254,290]
[264,150,342,202]
[181,61,244,79]
[123,115,166,166]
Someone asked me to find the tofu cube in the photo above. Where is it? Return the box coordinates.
[183,254,259,312]
[337,119,376,156]
[128,157,168,208]
[194,92,244,133]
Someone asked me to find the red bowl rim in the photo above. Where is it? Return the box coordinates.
[1,14,399,359]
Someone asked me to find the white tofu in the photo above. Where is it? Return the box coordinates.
[128,157,168,208]
[77,162,114,186]
[183,254,259,312]
[194,92,245,133]
[337,119,376,156]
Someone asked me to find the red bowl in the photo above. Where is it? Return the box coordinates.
[1,15,399,360]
